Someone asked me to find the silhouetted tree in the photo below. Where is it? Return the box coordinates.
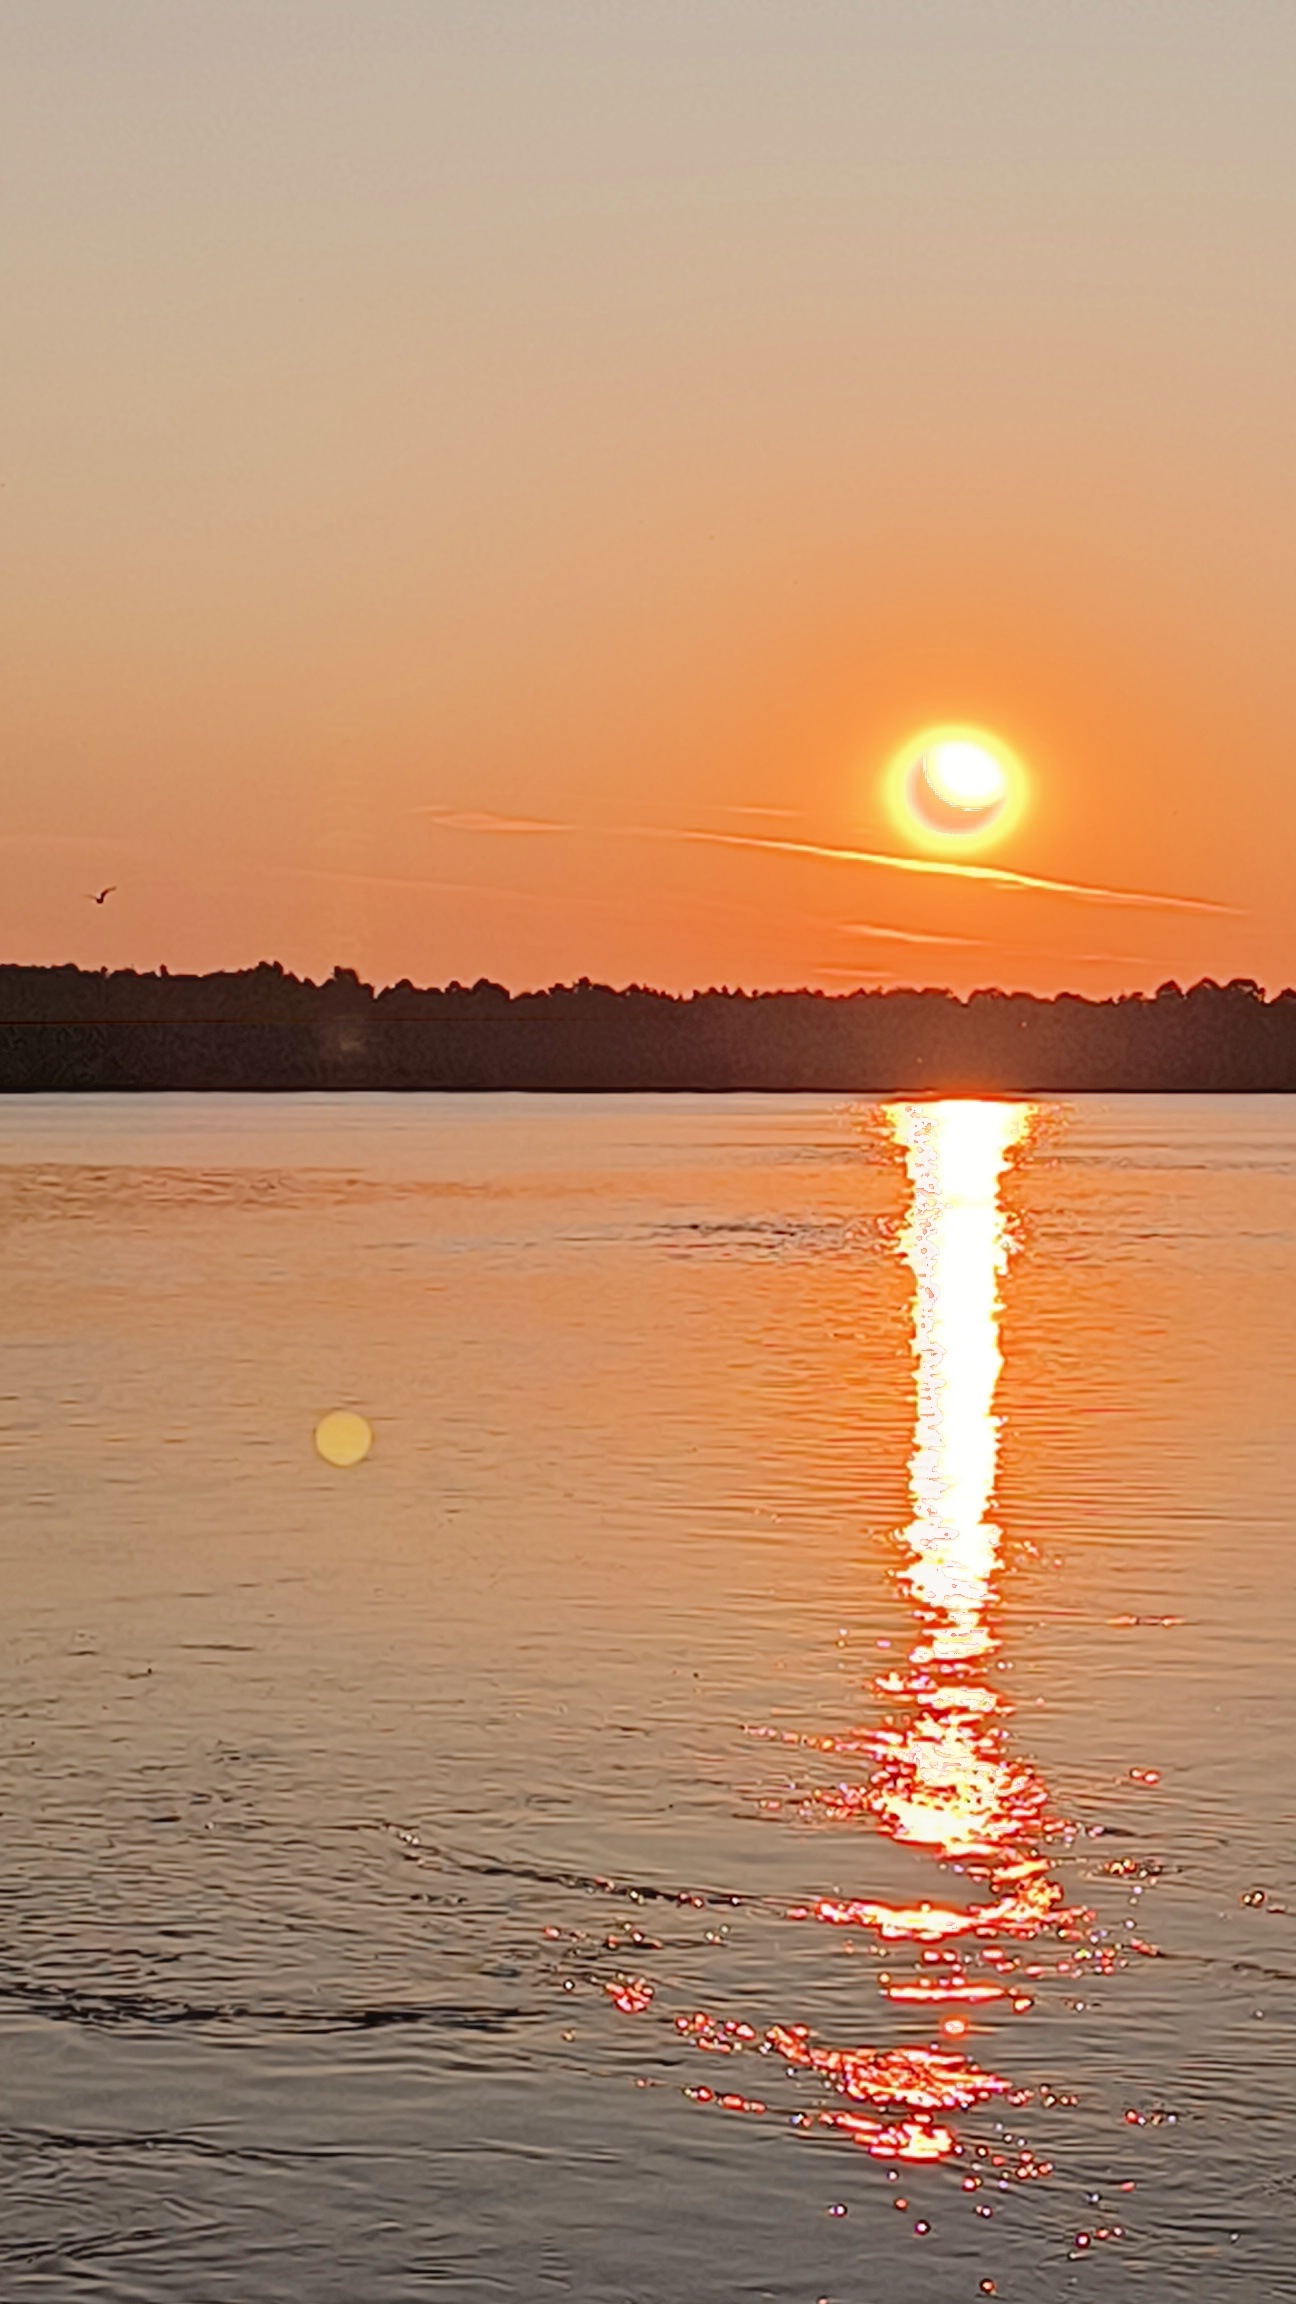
[1,963,1295,1091]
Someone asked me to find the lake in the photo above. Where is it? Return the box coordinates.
[2,1093,1294,2302]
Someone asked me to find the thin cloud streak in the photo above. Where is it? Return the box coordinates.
[418,809,570,834]
[1055,950,1155,967]
[837,921,1152,966]
[818,953,1150,981]
[718,804,805,821]
[838,919,994,948]
[632,825,1237,914]
[813,964,895,983]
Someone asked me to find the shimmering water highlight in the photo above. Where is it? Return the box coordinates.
[2,1093,1295,2300]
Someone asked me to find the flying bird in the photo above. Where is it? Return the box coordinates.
[87,887,117,905]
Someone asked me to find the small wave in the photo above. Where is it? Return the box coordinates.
[390,1827,762,1910]
[0,1975,535,2035]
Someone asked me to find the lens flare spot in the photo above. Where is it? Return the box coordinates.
[313,1409,374,1467]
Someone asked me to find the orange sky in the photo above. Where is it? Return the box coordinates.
[4,2,1295,996]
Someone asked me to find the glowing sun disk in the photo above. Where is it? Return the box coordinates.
[884,724,1028,854]
[925,741,1008,812]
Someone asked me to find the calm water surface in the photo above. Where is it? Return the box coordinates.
[2,1093,1295,2301]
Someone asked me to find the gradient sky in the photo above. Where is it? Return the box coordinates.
[5,1,1295,995]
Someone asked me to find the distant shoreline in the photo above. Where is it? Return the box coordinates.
[2,963,1294,1093]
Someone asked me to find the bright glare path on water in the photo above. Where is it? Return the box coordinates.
[892,1100,1029,1671]
[854,1104,1058,1908]
[673,1104,1063,2175]
[2,1093,1296,2300]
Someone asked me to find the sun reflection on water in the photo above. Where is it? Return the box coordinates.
[810,1101,1063,1944]
[592,1101,1134,2199]
[758,1100,1070,2158]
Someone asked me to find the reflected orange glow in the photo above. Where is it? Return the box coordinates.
[679,1102,1067,2162]
[780,1109,1064,2046]
[678,2009,1010,2160]
[601,1098,1101,2175]
[808,1100,1065,1944]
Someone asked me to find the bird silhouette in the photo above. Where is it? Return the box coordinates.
[87,887,117,905]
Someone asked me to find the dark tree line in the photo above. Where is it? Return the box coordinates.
[0,962,1292,1091]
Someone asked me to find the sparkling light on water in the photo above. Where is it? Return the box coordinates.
[846,1100,1059,1923]
[593,1100,1159,2270]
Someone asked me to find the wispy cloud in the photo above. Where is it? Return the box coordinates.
[837,921,1152,966]
[817,951,1152,982]
[631,826,1237,914]
[812,963,897,983]
[418,808,570,834]
[1058,950,1155,967]
[838,919,994,948]
[718,804,805,821]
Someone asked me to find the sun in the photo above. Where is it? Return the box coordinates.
[925,740,1007,812]
[884,725,1027,855]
